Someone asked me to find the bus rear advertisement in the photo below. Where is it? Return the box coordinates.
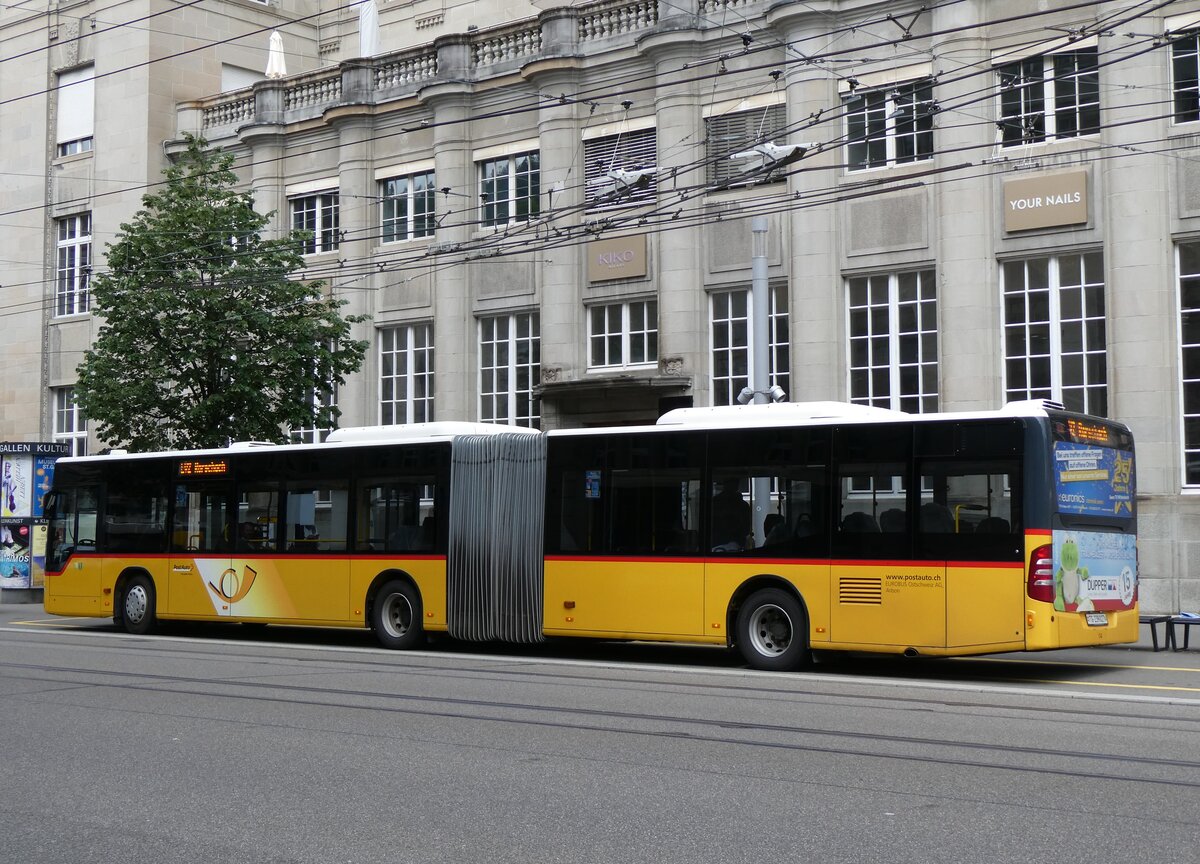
[42,400,1138,670]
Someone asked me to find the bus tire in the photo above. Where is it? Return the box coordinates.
[370,579,423,650]
[735,587,809,671]
[121,574,158,636]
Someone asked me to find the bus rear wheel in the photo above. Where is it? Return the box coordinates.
[735,587,809,671]
[120,574,158,636]
[371,579,423,650]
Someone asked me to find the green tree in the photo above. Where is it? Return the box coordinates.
[75,136,367,451]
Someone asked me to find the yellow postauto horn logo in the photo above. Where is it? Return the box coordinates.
[207,565,258,603]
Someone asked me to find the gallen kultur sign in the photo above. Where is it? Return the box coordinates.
[1002,169,1089,232]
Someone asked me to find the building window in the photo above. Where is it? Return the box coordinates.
[844,79,935,171]
[1178,243,1200,483]
[1172,31,1200,123]
[380,324,434,425]
[479,151,539,227]
[706,104,788,186]
[53,388,87,456]
[290,347,339,444]
[291,192,340,254]
[1002,252,1106,415]
[584,128,657,209]
[997,49,1099,146]
[55,213,91,317]
[56,65,94,158]
[710,286,789,406]
[480,312,540,428]
[847,271,938,413]
[381,172,436,242]
[588,300,658,369]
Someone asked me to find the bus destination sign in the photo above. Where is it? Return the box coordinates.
[177,458,229,477]
[1065,418,1111,445]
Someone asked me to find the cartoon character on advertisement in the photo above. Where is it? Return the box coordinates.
[1054,534,1092,612]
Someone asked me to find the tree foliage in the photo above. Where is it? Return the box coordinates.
[75,136,367,452]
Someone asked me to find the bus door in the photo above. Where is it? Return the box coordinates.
[919,459,1025,648]
[168,475,234,617]
[703,424,833,646]
[830,426,946,649]
[544,433,706,638]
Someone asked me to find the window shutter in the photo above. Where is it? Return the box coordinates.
[706,104,787,185]
[584,128,658,209]
[57,66,94,145]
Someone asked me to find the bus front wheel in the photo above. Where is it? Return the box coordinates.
[120,574,158,636]
[370,579,424,650]
[735,588,809,671]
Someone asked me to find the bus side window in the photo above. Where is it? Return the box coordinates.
[171,484,232,553]
[356,479,435,553]
[917,463,1021,560]
[558,470,603,553]
[284,482,349,553]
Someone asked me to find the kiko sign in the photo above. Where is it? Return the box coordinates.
[587,235,647,282]
[1002,169,1089,232]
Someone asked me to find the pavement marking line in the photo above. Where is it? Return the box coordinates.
[10,618,95,627]
[5,624,1200,707]
[1004,677,1200,694]
[953,656,1200,674]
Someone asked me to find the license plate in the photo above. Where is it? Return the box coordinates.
[1085,612,1108,627]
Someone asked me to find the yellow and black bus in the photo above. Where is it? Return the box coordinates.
[44,400,1137,670]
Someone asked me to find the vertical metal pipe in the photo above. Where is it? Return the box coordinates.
[750,217,771,544]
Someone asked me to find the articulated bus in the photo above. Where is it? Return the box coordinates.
[43,400,1137,670]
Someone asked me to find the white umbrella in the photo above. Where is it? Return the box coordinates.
[359,0,380,58]
[265,30,287,79]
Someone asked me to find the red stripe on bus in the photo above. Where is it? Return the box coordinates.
[546,555,1022,569]
[1026,529,1052,536]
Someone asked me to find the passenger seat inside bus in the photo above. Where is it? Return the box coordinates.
[975,516,1011,534]
[841,511,879,533]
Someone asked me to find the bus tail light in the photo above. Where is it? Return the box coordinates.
[1028,544,1055,603]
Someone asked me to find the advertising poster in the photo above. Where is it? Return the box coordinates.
[33,456,56,518]
[0,520,32,589]
[1053,441,1134,518]
[1,453,32,519]
[30,523,48,589]
[1051,530,1137,613]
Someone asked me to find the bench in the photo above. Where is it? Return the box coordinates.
[1170,614,1200,651]
[1139,614,1173,651]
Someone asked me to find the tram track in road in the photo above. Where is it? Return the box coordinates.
[4,623,1200,722]
[3,634,1200,791]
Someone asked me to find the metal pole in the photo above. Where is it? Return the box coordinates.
[750,216,770,404]
[749,216,770,544]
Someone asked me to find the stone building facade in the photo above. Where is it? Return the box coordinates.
[6,0,1200,612]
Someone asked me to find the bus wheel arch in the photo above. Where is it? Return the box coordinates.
[366,571,424,650]
[728,577,810,671]
[114,569,158,636]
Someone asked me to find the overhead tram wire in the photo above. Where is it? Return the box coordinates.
[2,2,1180,297]
[1,122,1187,326]
[5,88,1182,309]
[0,0,1126,221]
[7,45,1183,305]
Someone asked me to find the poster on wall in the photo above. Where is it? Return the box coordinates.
[0,520,31,589]
[1,453,32,519]
[30,523,48,589]
[33,456,57,518]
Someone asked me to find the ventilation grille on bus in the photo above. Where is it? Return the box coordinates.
[839,577,883,605]
[447,433,547,643]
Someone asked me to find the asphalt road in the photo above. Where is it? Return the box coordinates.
[2,602,1198,864]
